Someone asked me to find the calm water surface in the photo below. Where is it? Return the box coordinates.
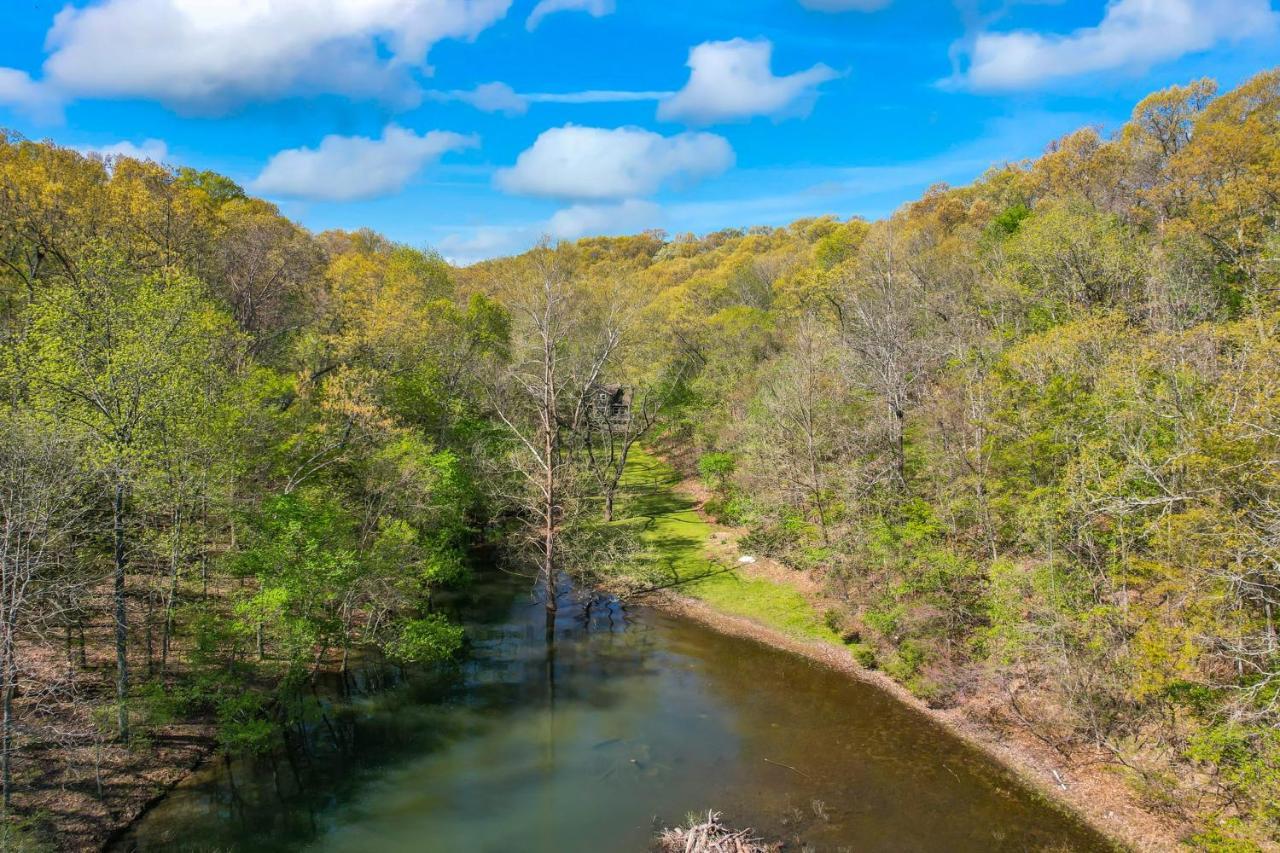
[118,570,1115,852]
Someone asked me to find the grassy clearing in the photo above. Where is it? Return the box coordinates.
[616,449,842,647]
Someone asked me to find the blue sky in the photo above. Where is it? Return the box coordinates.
[2,0,1278,263]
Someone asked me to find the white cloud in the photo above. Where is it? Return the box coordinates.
[437,225,536,264]
[78,139,170,162]
[548,199,662,239]
[0,67,61,120]
[957,0,1279,91]
[434,82,531,115]
[0,69,41,105]
[254,125,477,202]
[34,0,512,111]
[429,82,674,114]
[529,89,672,105]
[798,0,892,10]
[526,0,615,31]
[436,199,661,263]
[495,125,733,201]
[657,39,840,126]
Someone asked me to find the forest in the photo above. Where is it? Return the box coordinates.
[1,68,1279,851]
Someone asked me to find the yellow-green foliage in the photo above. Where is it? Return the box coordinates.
[523,70,1280,844]
[3,67,1280,845]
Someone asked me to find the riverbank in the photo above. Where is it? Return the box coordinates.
[8,610,220,851]
[18,713,216,851]
[73,448,1187,852]
[617,449,1189,853]
[121,526,1120,852]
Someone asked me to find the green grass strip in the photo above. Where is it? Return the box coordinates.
[616,448,843,647]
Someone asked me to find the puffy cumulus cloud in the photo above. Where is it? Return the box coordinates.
[526,0,615,31]
[798,0,892,10]
[0,68,61,120]
[36,0,512,111]
[78,139,170,162]
[547,199,661,239]
[254,125,477,202]
[657,39,840,126]
[495,125,733,201]
[957,0,1279,91]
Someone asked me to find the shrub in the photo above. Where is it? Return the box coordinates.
[740,522,799,558]
[704,493,754,526]
[863,604,904,640]
[385,615,465,664]
[697,452,736,494]
[885,639,926,682]
[851,644,878,669]
[823,609,842,634]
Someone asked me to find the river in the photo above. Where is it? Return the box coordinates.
[116,568,1115,852]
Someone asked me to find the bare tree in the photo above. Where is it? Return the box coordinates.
[749,320,854,543]
[836,222,940,488]
[0,418,85,812]
[486,245,623,614]
[211,199,322,356]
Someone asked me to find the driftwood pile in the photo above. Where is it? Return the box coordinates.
[656,811,780,853]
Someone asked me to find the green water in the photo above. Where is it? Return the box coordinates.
[117,571,1116,852]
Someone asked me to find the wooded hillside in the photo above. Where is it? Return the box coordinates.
[2,68,1279,849]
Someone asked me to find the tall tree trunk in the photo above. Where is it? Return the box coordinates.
[1267,600,1277,652]
[542,322,558,616]
[2,626,15,813]
[543,423,557,615]
[145,586,154,677]
[161,509,180,674]
[893,407,906,488]
[806,431,829,544]
[113,479,130,741]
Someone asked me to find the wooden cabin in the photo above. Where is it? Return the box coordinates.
[590,384,632,426]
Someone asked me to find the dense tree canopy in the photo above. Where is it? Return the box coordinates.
[1,69,1279,848]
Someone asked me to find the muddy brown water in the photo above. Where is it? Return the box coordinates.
[116,570,1116,852]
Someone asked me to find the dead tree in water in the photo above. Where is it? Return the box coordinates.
[486,244,623,613]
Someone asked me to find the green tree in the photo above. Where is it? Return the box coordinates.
[20,244,235,739]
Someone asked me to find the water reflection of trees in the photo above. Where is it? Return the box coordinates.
[120,573,664,851]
